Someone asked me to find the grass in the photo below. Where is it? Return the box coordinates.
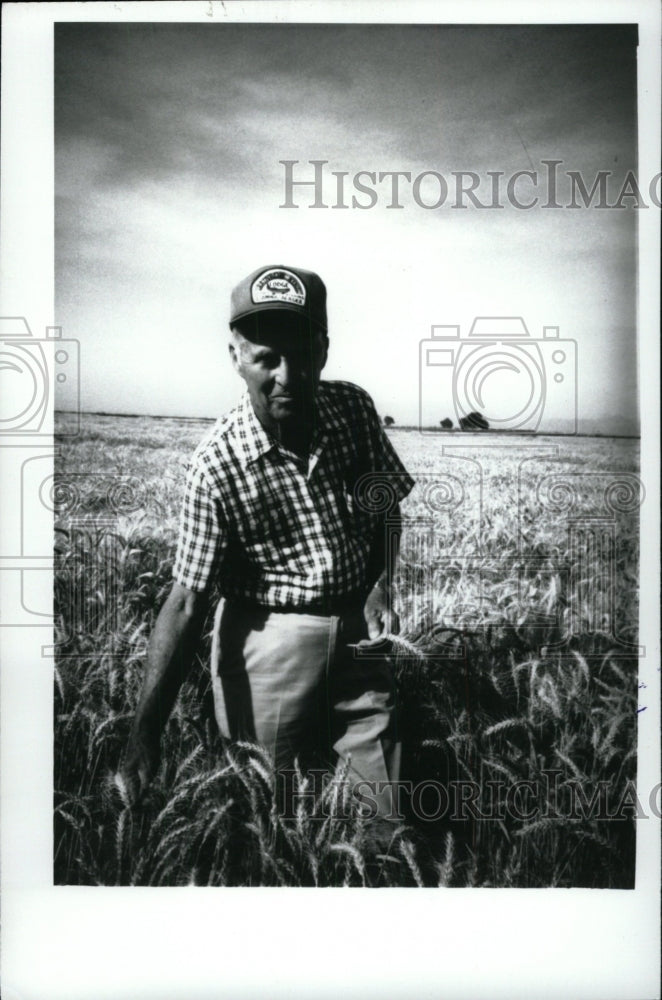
[54,414,640,887]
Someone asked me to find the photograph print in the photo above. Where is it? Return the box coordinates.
[52,18,647,889]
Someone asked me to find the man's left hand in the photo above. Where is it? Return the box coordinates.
[363,577,400,640]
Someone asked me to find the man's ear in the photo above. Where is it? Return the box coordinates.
[319,334,329,371]
[228,340,241,374]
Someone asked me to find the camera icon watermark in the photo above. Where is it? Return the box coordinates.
[353,451,642,661]
[521,468,644,655]
[353,466,484,658]
[0,449,55,643]
[419,318,577,434]
[53,473,146,658]
[0,450,146,658]
[0,317,80,437]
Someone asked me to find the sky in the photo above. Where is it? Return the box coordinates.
[54,22,641,433]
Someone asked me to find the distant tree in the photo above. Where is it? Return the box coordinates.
[383,415,395,427]
[459,411,489,431]
[440,418,453,429]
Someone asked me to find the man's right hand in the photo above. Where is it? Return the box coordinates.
[116,729,159,806]
[115,582,206,806]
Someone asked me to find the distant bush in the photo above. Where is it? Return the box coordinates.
[459,411,489,430]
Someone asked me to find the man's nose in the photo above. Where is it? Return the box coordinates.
[274,355,292,387]
[275,354,307,386]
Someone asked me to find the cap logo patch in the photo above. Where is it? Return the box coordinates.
[251,268,306,307]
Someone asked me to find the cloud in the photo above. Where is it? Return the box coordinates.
[54,22,639,427]
[56,23,638,194]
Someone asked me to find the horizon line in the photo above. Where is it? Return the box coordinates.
[54,410,641,440]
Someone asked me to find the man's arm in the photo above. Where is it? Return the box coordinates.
[363,503,402,639]
[119,581,207,803]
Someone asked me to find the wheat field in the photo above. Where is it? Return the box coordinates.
[54,414,641,887]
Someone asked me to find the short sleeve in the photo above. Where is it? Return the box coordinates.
[172,461,228,592]
[360,390,416,504]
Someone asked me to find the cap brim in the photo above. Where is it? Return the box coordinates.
[229,302,327,330]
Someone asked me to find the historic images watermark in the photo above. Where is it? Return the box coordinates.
[352,463,643,658]
[279,159,662,210]
[0,317,80,437]
[0,318,81,648]
[349,303,643,656]
[418,317,577,434]
[278,770,661,823]
[52,473,147,657]
[0,316,145,659]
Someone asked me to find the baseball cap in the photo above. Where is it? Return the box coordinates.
[230,264,328,332]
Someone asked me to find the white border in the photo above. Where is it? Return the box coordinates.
[1,3,659,999]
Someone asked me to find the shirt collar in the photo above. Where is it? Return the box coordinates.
[313,383,334,438]
[233,392,278,468]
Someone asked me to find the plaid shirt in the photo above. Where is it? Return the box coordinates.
[172,380,414,610]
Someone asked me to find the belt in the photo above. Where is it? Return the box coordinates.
[225,591,367,618]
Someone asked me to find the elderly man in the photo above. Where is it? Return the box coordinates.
[121,265,414,822]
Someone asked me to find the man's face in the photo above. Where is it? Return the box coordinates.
[229,313,328,433]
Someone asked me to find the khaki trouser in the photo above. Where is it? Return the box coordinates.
[210,597,402,820]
